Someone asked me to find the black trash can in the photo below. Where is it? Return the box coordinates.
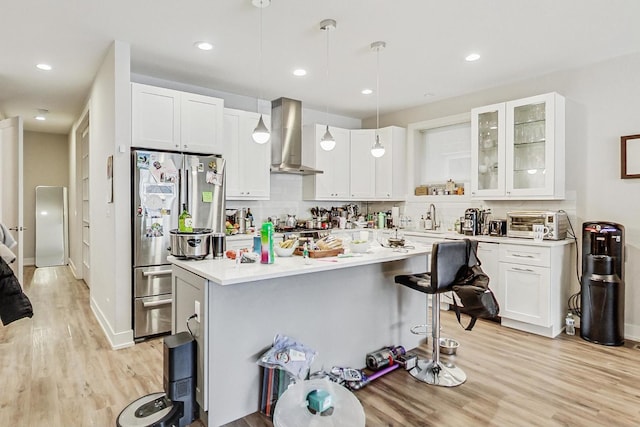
[580,254,625,346]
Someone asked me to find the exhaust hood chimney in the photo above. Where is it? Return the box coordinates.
[270,97,323,175]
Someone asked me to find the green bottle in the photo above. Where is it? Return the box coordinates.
[178,203,193,232]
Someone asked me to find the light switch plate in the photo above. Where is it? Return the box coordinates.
[194,300,201,323]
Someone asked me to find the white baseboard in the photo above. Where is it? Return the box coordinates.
[624,323,640,342]
[24,257,35,266]
[90,297,134,350]
[68,259,80,279]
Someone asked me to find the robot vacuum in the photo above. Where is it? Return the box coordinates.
[117,332,197,427]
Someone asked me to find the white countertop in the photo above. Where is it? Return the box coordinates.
[399,229,575,246]
[170,243,431,286]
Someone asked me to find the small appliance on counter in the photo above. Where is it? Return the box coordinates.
[462,208,480,236]
[506,210,568,240]
[117,332,197,427]
[169,228,213,260]
[580,222,625,346]
[489,219,507,237]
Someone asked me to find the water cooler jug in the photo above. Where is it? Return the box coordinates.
[580,222,625,346]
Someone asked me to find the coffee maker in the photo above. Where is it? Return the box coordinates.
[580,222,625,346]
[462,208,480,236]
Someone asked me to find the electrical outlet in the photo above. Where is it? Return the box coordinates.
[194,300,201,323]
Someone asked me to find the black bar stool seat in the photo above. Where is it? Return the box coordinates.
[395,239,477,387]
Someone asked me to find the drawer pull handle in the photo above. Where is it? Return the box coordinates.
[142,298,172,308]
[142,269,172,277]
[512,253,534,258]
[513,267,534,273]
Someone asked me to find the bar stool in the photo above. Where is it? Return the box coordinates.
[395,239,476,387]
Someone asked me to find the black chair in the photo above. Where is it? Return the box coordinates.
[394,239,477,387]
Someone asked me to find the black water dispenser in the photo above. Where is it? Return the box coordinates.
[580,222,625,345]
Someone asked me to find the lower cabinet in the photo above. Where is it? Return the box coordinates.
[498,243,571,337]
[172,266,209,413]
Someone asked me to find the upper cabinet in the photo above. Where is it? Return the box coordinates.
[132,83,224,155]
[470,92,565,200]
[349,126,406,200]
[302,124,350,200]
[223,108,270,200]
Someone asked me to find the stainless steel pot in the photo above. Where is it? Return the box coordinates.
[170,228,212,259]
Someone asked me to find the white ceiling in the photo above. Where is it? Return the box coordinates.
[2,0,640,134]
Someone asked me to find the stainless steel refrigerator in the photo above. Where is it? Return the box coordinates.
[131,148,225,340]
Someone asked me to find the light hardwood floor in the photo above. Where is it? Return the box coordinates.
[2,265,639,426]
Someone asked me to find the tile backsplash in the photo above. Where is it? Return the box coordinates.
[227,174,578,235]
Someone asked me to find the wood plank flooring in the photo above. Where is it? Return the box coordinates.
[2,265,639,426]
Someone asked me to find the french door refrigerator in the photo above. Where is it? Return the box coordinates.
[132,148,225,339]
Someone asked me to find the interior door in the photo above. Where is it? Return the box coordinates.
[0,117,24,284]
[81,123,91,287]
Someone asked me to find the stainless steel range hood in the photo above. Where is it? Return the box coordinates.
[270,97,323,175]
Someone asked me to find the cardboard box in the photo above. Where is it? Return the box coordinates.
[414,186,429,196]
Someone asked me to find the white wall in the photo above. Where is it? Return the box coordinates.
[370,52,640,340]
[73,41,132,349]
[23,131,69,264]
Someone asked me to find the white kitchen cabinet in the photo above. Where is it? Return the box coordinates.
[302,124,350,200]
[477,241,499,302]
[470,92,565,200]
[498,242,571,338]
[349,126,406,200]
[132,83,224,154]
[223,108,270,200]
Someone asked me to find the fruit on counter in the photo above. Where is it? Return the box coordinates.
[225,248,249,260]
[279,239,297,249]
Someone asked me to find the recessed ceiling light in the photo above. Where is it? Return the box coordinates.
[36,63,52,71]
[35,108,48,120]
[293,69,307,77]
[361,89,373,95]
[423,92,435,98]
[465,53,481,62]
[194,41,213,51]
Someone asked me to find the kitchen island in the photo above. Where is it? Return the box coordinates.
[171,243,433,427]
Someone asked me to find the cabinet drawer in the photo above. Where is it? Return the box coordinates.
[499,244,550,267]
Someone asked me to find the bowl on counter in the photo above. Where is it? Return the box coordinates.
[274,240,298,257]
[349,240,370,253]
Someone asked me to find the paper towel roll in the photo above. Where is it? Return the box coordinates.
[391,207,400,226]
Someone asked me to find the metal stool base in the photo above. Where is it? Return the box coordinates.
[410,359,466,387]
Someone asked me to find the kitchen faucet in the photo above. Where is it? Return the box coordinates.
[428,203,437,230]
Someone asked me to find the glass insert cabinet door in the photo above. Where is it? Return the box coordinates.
[511,102,546,190]
[505,93,559,196]
[471,103,505,197]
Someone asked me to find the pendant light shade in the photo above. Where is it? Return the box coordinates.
[252,0,270,144]
[319,18,336,151]
[252,114,270,144]
[320,125,336,151]
[371,134,385,158]
[370,40,386,157]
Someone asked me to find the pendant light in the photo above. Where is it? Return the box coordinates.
[370,41,386,158]
[319,19,336,151]
[252,0,271,144]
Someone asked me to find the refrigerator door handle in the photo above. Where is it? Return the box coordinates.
[142,269,172,277]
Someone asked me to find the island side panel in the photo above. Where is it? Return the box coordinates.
[206,255,427,426]
[172,266,209,415]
